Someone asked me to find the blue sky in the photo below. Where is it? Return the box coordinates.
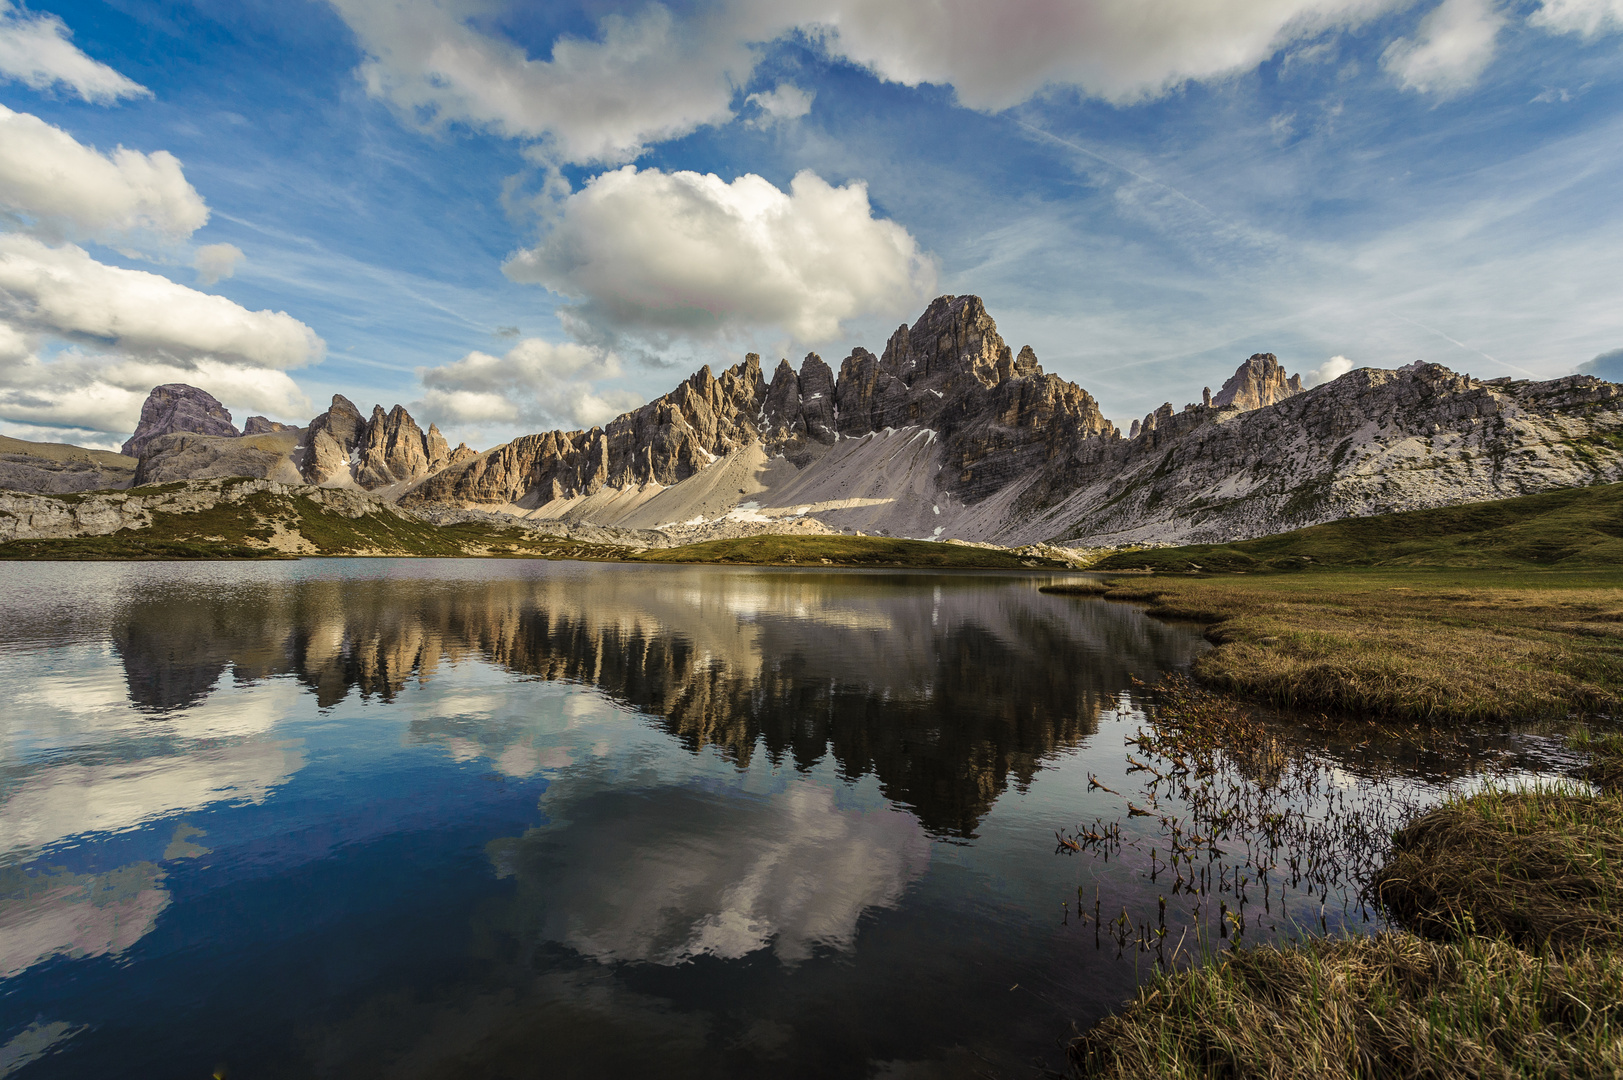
[0,0,1619,450]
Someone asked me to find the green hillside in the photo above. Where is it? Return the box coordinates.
[1092,482,1623,572]
[631,534,1063,569]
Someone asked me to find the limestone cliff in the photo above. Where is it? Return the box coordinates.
[1016,364,1623,546]
[405,295,1117,512]
[300,396,472,490]
[122,384,239,458]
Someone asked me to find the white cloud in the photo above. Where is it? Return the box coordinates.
[193,242,244,285]
[1529,0,1623,36]
[0,105,208,243]
[0,0,149,103]
[328,0,750,164]
[418,336,641,430]
[745,82,814,126]
[0,234,321,369]
[328,0,1414,165]
[1383,0,1506,94]
[1304,354,1356,385]
[502,166,936,345]
[0,351,312,437]
[802,0,1404,108]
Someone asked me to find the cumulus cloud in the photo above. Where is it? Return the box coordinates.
[419,336,641,430]
[328,0,750,164]
[503,167,935,345]
[0,234,320,369]
[0,0,149,103]
[1530,0,1623,36]
[0,351,312,438]
[0,233,318,438]
[0,105,208,243]
[745,82,814,126]
[328,0,1413,164]
[193,242,243,285]
[1305,354,1356,386]
[1383,0,1506,94]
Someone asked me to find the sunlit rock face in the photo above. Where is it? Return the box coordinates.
[404,294,1118,511]
[300,396,473,490]
[1211,353,1303,411]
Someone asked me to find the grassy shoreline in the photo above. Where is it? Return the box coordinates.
[1054,568,1623,1078]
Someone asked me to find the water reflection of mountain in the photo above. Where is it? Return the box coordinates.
[110,567,1205,835]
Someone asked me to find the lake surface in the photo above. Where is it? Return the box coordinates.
[0,560,1562,1078]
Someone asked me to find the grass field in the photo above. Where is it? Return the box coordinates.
[1088,569,1623,722]
[1092,481,1623,572]
[630,533,1063,569]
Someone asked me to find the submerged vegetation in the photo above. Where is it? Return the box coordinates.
[1052,573,1623,1077]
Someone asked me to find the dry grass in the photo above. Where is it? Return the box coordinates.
[1070,932,1623,1080]
[1371,785,1623,953]
[1100,571,1623,722]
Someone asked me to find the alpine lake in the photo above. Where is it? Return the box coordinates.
[0,560,1573,1078]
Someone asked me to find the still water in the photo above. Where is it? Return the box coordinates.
[0,560,1552,1078]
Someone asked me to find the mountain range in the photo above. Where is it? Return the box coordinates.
[5,294,1620,547]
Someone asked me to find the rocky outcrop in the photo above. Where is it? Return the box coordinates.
[300,395,368,486]
[132,430,304,486]
[0,434,137,494]
[122,384,239,458]
[407,356,772,508]
[407,295,1118,511]
[300,397,470,491]
[1211,353,1303,410]
[1017,364,1623,546]
[244,416,295,434]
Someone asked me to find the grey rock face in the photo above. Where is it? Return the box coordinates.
[301,395,368,486]
[1017,363,1623,546]
[132,430,304,486]
[0,435,137,494]
[406,294,1119,511]
[244,416,295,435]
[122,384,239,458]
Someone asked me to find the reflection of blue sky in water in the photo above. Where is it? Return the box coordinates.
[0,561,1211,1077]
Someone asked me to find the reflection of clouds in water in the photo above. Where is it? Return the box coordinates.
[0,824,208,980]
[6,656,303,750]
[1,660,307,855]
[0,738,303,853]
[0,862,169,979]
[403,680,631,778]
[665,579,895,633]
[0,1021,84,1078]
[490,782,930,965]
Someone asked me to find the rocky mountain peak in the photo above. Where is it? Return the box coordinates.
[243,416,295,435]
[1213,353,1303,411]
[123,384,239,458]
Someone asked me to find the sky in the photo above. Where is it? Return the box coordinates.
[0,0,1620,451]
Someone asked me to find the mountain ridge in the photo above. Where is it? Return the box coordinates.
[5,294,1620,547]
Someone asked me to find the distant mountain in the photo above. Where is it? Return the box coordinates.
[6,294,1621,545]
[0,434,136,494]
